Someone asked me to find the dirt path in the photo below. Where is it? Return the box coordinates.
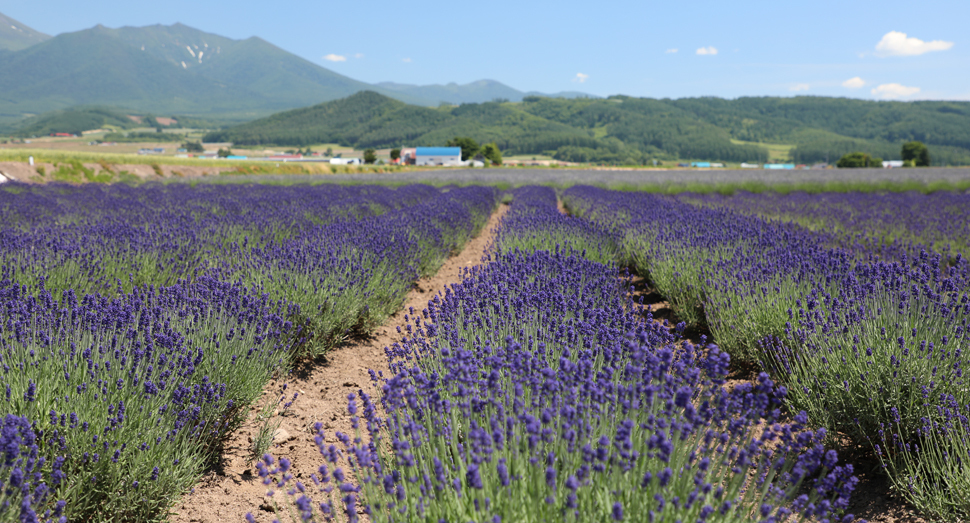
[169,204,508,523]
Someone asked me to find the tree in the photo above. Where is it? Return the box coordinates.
[869,156,884,168]
[182,141,204,153]
[447,137,480,161]
[836,151,872,168]
[363,148,377,164]
[390,148,401,161]
[217,147,232,158]
[481,143,503,166]
[325,147,333,157]
[901,141,930,167]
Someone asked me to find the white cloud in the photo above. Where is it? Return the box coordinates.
[573,73,589,83]
[665,48,678,54]
[871,83,921,99]
[842,76,866,89]
[354,53,364,59]
[322,54,346,62]
[402,57,412,63]
[789,83,810,92]
[875,31,954,56]
[696,46,718,55]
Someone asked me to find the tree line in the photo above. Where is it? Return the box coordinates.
[836,141,932,168]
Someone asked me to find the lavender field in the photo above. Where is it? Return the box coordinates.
[2,180,970,522]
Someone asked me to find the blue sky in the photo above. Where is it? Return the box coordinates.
[2,0,967,100]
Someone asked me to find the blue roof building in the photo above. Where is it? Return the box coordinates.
[416,147,462,166]
[416,147,461,156]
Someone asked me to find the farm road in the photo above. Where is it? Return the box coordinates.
[212,167,970,186]
[170,203,509,523]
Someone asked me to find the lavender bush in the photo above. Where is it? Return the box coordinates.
[0,415,66,523]
[762,250,970,517]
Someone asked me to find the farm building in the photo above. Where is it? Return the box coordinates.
[416,147,462,166]
[399,148,417,165]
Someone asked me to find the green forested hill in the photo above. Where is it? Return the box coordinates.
[664,97,970,164]
[207,92,970,165]
[14,107,139,136]
[203,92,623,159]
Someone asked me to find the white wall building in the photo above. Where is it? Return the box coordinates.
[330,158,361,165]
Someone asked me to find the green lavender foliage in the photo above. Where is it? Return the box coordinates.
[761,255,970,518]
[0,282,293,521]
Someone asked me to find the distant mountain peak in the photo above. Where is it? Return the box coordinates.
[0,20,436,128]
[0,11,51,51]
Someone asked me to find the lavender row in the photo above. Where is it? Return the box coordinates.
[563,185,856,358]
[0,182,498,521]
[0,183,442,299]
[0,183,438,231]
[681,190,970,262]
[1,183,498,357]
[563,185,970,519]
[1,277,295,521]
[259,189,860,522]
[493,186,619,265]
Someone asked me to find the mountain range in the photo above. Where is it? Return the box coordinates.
[0,12,593,130]
[204,91,970,165]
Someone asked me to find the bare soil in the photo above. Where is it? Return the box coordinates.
[169,204,509,523]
